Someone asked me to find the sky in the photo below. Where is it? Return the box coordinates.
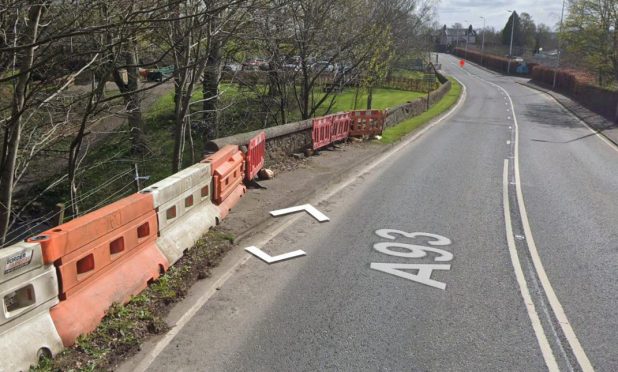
[436,0,567,31]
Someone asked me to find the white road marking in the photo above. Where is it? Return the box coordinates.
[507,140,511,145]
[492,80,595,372]
[244,246,306,264]
[502,159,559,371]
[370,263,450,290]
[130,65,469,372]
[523,85,618,155]
[270,204,330,222]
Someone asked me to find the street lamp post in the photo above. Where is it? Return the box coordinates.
[480,16,486,65]
[464,20,469,60]
[552,0,566,89]
[507,10,515,74]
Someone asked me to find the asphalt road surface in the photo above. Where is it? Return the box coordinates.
[137,54,617,371]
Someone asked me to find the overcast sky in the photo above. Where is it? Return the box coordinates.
[436,0,566,31]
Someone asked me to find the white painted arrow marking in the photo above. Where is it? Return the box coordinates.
[269,204,330,222]
[245,246,306,264]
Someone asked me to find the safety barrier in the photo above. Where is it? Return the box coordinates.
[312,116,333,150]
[28,193,169,346]
[331,113,351,142]
[0,310,63,372]
[203,145,246,205]
[349,110,385,137]
[0,242,62,371]
[140,163,221,265]
[203,145,247,219]
[245,131,266,181]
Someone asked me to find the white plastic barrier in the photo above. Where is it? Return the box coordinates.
[141,163,221,264]
[0,242,63,371]
[0,310,63,372]
[0,242,59,326]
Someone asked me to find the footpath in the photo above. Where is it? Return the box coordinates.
[519,82,618,146]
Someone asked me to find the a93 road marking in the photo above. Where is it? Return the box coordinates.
[370,229,453,290]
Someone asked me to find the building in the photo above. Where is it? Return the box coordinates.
[437,25,477,50]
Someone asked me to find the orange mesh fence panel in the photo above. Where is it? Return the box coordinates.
[312,116,333,150]
[245,131,266,181]
[349,110,384,137]
[202,145,245,205]
[331,113,351,142]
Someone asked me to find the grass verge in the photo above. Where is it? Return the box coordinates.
[381,78,462,144]
[32,229,235,372]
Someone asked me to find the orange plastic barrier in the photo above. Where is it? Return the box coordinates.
[245,131,266,181]
[217,184,247,219]
[28,193,169,346]
[29,194,153,265]
[331,113,351,142]
[202,145,245,205]
[312,116,333,150]
[349,110,385,137]
[50,243,167,346]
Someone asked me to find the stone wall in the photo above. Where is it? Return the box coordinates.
[206,72,452,161]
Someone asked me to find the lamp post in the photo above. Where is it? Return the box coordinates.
[464,20,469,60]
[480,16,486,65]
[507,10,516,74]
[552,0,566,89]
[456,24,460,48]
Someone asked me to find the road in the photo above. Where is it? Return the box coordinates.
[131,54,617,371]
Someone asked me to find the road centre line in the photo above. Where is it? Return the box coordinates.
[130,66,469,372]
[502,159,559,371]
[486,77,595,372]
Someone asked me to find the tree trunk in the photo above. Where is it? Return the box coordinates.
[0,5,44,245]
[202,38,222,143]
[366,86,373,110]
[112,46,145,155]
[125,50,145,155]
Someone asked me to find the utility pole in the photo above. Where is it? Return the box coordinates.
[480,16,486,65]
[464,20,469,60]
[552,0,566,89]
[507,10,516,74]
[456,24,460,48]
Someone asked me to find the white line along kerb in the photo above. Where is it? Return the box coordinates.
[270,204,330,222]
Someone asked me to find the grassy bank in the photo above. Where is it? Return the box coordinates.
[381,78,462,144]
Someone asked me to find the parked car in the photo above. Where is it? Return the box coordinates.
[311,61,334,72]
[223,62,242,72]
[242,58,268,71]
[282,56,301,71]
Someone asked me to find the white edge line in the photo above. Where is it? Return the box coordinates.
[522,84,618,155]
[496,81,595,372]
[132,71,468,372]
[503,159,560,371]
